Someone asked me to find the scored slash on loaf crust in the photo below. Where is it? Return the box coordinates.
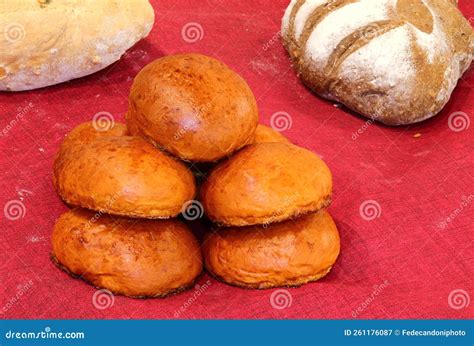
[281,0,473,125]
[0,0,154,91]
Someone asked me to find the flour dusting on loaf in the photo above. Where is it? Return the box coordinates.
[0,0,155,91]
[282,0,473,125]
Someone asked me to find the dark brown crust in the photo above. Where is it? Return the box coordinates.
[284,0,306,56]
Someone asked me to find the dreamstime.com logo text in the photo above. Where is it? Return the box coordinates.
[0,102,34,137]
[262,30,281,51]
[352,280,390,318]
[174,280,212,317]
[1,280,34,315]
[4,326,85,340]
[437,195,473,230]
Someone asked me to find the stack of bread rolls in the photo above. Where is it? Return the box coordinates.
[52,53,340,297]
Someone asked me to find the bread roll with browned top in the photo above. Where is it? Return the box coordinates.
[53,135,196,218]
[126,53,259,162]
[203,210,340,289]
[201,142,332,226]
[1,0,154,91]
[58,121,129,149]
[282,0,473,125]
[52,208,202,297]
[253,124,291,144]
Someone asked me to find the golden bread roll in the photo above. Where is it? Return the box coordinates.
[53,136,196,218]
[52,208,202,297]
[201,142,332,226]
[203,210,340,289]
[126,53,259,162]
[253,124,291,144]
[59,121,129,149]
[0,0,154,91]
[281,0,473,125]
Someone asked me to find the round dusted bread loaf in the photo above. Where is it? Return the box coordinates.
[126,53,259,162]
[0,0,154,91]
[282,0,473,125]
[59,121,129,149]
[53,136,196,218]
[201,142,332,226]
[253,124,291,144]
[203,210,340,289]
[52,208,202,298]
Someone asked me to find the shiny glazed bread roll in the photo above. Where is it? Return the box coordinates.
[53,136,196,218]
[203,210,340,289]
[52,208,202,297]
[201,142,332,226]
[126,53,259,162]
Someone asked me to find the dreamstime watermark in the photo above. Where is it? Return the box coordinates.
[181,200,204,221]
[437,195,473,229]
[448,112,470,132]
[174,280,212,318]
[181,22,204,43]
[351,111,384,140]
[5,326,85,340]
[3,189,33,221]
[270,111,292,132]
[3,200,26,220]
[84,191,124,229]
[263,192,300,228]
[270,289,293,310]
[92,111,115,132]
[173,103,211,140]
[92,289,114,310]
[1,280,34,315]
[262,31,281,51]
[448,289,470,310]
[359,200,382,221]
[4,22,25,43]
[352,280,390,318]
[0,102,34,137]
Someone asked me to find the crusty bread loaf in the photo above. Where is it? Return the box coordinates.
[282,0,473,125]
[0,0,154,91]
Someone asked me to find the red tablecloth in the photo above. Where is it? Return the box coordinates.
[1,0,473,319]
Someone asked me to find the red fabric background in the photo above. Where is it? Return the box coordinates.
[0,0,473,319]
